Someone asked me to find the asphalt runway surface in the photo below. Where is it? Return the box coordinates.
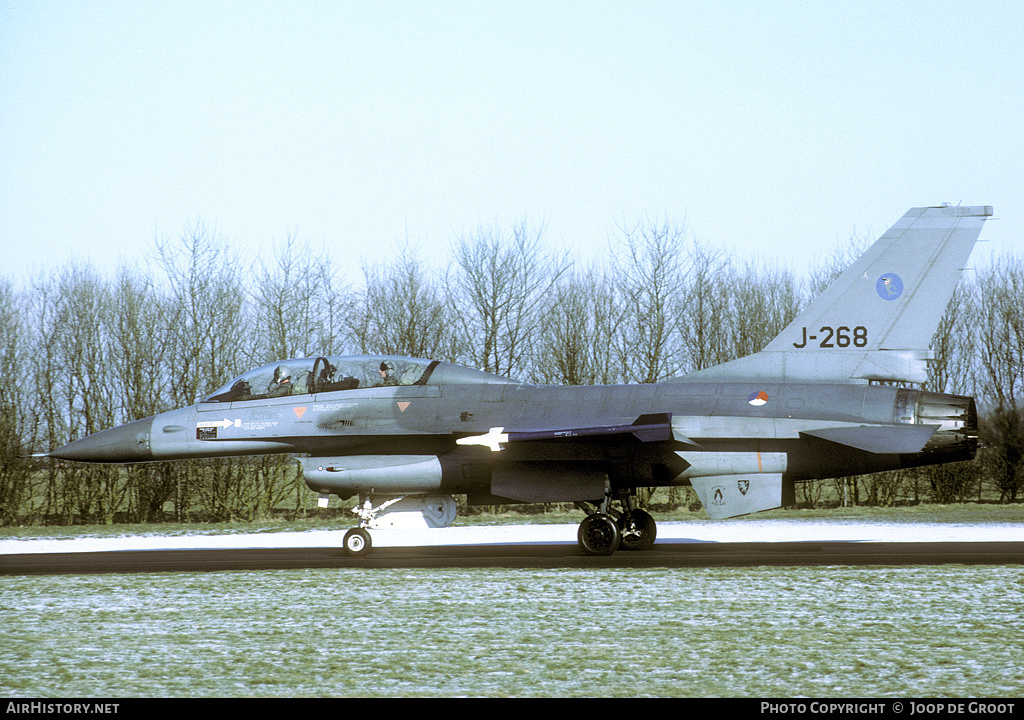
[3,521,1022,575]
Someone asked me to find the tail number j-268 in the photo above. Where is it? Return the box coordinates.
[792,326,867,349]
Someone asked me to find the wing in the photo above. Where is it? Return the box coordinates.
[457,413,696,504]
[455,413,682,451]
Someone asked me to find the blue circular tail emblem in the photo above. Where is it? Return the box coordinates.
[876,274,903,301]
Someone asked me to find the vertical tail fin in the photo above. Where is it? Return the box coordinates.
[688,205,992,384]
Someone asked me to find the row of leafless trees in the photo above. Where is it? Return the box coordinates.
[1,219,1021,524]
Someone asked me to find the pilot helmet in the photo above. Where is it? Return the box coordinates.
[274,365,292,382]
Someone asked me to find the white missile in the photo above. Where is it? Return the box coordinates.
[455,427,508,452]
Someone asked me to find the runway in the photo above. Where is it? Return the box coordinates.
[3,520,1022,574]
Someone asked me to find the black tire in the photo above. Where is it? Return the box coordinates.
[343,528,372,556]
[577,513,621,556]
[617,509,657,551]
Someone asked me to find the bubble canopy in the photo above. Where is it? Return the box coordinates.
[201,355,439,403]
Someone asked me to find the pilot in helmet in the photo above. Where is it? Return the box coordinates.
[377,360,399,387]
[268,365,293,396]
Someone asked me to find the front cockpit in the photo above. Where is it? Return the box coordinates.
[202,355,440,403]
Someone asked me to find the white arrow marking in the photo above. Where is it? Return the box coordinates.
[197,418,239,430]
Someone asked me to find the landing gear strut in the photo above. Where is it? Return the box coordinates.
[617,508,657,551]
[341,493,402,556]
[338,492,460,555]
[575,490,657,556]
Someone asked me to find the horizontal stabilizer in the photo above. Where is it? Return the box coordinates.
[630,413,674,442]
[690,473,788,521]
[801,424,938,454]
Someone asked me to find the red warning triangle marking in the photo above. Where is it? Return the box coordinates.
[294,407,307,419]
[397,401,411,412]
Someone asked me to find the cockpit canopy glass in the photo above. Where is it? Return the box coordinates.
[202,356,437,403]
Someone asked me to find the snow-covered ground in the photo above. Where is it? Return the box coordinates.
[2,519,1022,555]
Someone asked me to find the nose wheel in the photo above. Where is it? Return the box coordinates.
[343,527,372,556]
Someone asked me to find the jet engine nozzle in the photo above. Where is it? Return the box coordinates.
[894,389,978,462]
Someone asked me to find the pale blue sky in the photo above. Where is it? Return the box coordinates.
[2,0,1020,286]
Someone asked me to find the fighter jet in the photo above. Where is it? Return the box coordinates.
[44,205,992,556]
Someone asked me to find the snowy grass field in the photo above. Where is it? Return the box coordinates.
[2,506,1022,698]
[2,566,1022,697]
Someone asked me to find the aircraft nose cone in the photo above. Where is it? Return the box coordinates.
[48,417,154,463]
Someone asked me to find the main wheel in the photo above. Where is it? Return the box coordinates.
[343,528,372,556]
[617,509,657,551]
[577,513,621,556]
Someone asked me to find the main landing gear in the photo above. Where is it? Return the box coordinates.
[575,491,657,556]
[335,490,656,558]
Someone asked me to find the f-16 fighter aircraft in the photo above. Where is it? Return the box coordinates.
[45,205,992,555]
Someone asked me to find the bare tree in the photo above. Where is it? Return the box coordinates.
[7,215,1023,525]
[353,245,460,360]
[155,219,247,404]
[532,266,624,385]
[251,233,348,362]
[25,266,127,524]
[920,277,982,504]
[611,218,689,383]
[450,221,570,378]
[155,221,249,520]
[728,261,802,360]
[677,240,732,373]
[974,257,1024,502]
[308,252,352,358]
[0,280,35,524]
[108,268,175,421]
[928,280,977,396]
[107,268,179,521]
